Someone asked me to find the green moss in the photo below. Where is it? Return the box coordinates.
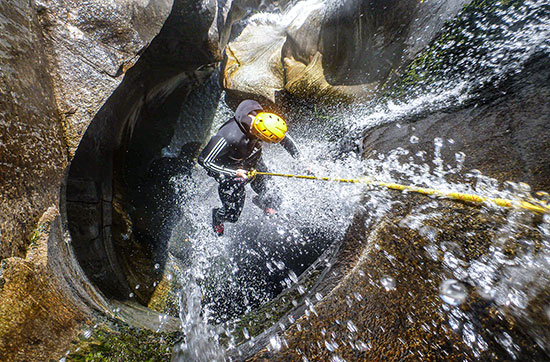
[386,0,525,99]
[28,218,52,246]
[67,322,181,362]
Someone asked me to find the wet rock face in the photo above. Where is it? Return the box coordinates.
[361,52,550,193]
[0,0,67,261]
[249,50,550,361]
[223,0,470,102]
[0,0,172,260]
[0,0,172,360]
[35,0,173,156]
[253,201,549,361]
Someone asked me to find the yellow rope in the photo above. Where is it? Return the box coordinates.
[248,170,550,214]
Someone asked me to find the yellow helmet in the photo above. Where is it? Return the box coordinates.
[251,112,287,143]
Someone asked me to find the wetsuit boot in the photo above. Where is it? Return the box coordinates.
[212,208,224,236]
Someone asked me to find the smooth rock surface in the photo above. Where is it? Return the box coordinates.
[35,0,173,157]
[0,0,172,360]
[223,0,470,102]
[0,0,66,261]
[248,49,550,362]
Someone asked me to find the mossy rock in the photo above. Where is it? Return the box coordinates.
[67,322,181,362]
[386,0,527,99]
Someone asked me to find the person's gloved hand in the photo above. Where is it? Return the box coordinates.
[235,169,248,181]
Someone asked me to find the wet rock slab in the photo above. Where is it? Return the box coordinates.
[247,47,550,362]
[223,0,470,102]
[0,0,171,360]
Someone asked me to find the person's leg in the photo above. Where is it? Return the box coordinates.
[215,178,246,223]
[250,158,282,211]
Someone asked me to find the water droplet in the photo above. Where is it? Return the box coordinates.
[346,320,358,333]
[455,151,466,164]
[519,182,531,193]
[440,279,467,306]
[269,335,282,351]
[315,292,323,301]
[356,340,370,351]
[288,271,298,284]
[154,263,160,270]
[380,276,396,291]
[410,136,419,144]
[325,340,338,352]
[129,292,134,298]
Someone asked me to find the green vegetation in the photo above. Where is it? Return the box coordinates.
[67,323,181,362]
[28,218,52,246]
[387,0,524,99]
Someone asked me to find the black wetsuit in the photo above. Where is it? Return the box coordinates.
[198,100,299,224]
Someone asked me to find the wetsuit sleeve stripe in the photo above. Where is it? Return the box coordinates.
[203,138,225,164]
[202,138,238,176]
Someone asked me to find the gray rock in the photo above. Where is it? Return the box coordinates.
[35,0,173,156]
[223,0,470,102]
[0,0,67,260]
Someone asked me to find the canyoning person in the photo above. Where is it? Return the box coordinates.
[198,100,300,236]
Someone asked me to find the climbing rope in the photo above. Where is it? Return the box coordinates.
[248,170,550,214]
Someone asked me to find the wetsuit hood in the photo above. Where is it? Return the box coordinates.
[234,100,263,132]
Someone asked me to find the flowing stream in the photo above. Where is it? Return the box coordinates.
[167,1,550,360]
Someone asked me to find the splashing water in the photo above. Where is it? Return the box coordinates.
[440,279,468,306]
[380,276,396,292]
[171,275,226,361]
[169,123,550,359]
[167,1,550,360]
[169,100,366,359]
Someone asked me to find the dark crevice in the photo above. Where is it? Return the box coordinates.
[64,0,342,329]
[66,0,219,304]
